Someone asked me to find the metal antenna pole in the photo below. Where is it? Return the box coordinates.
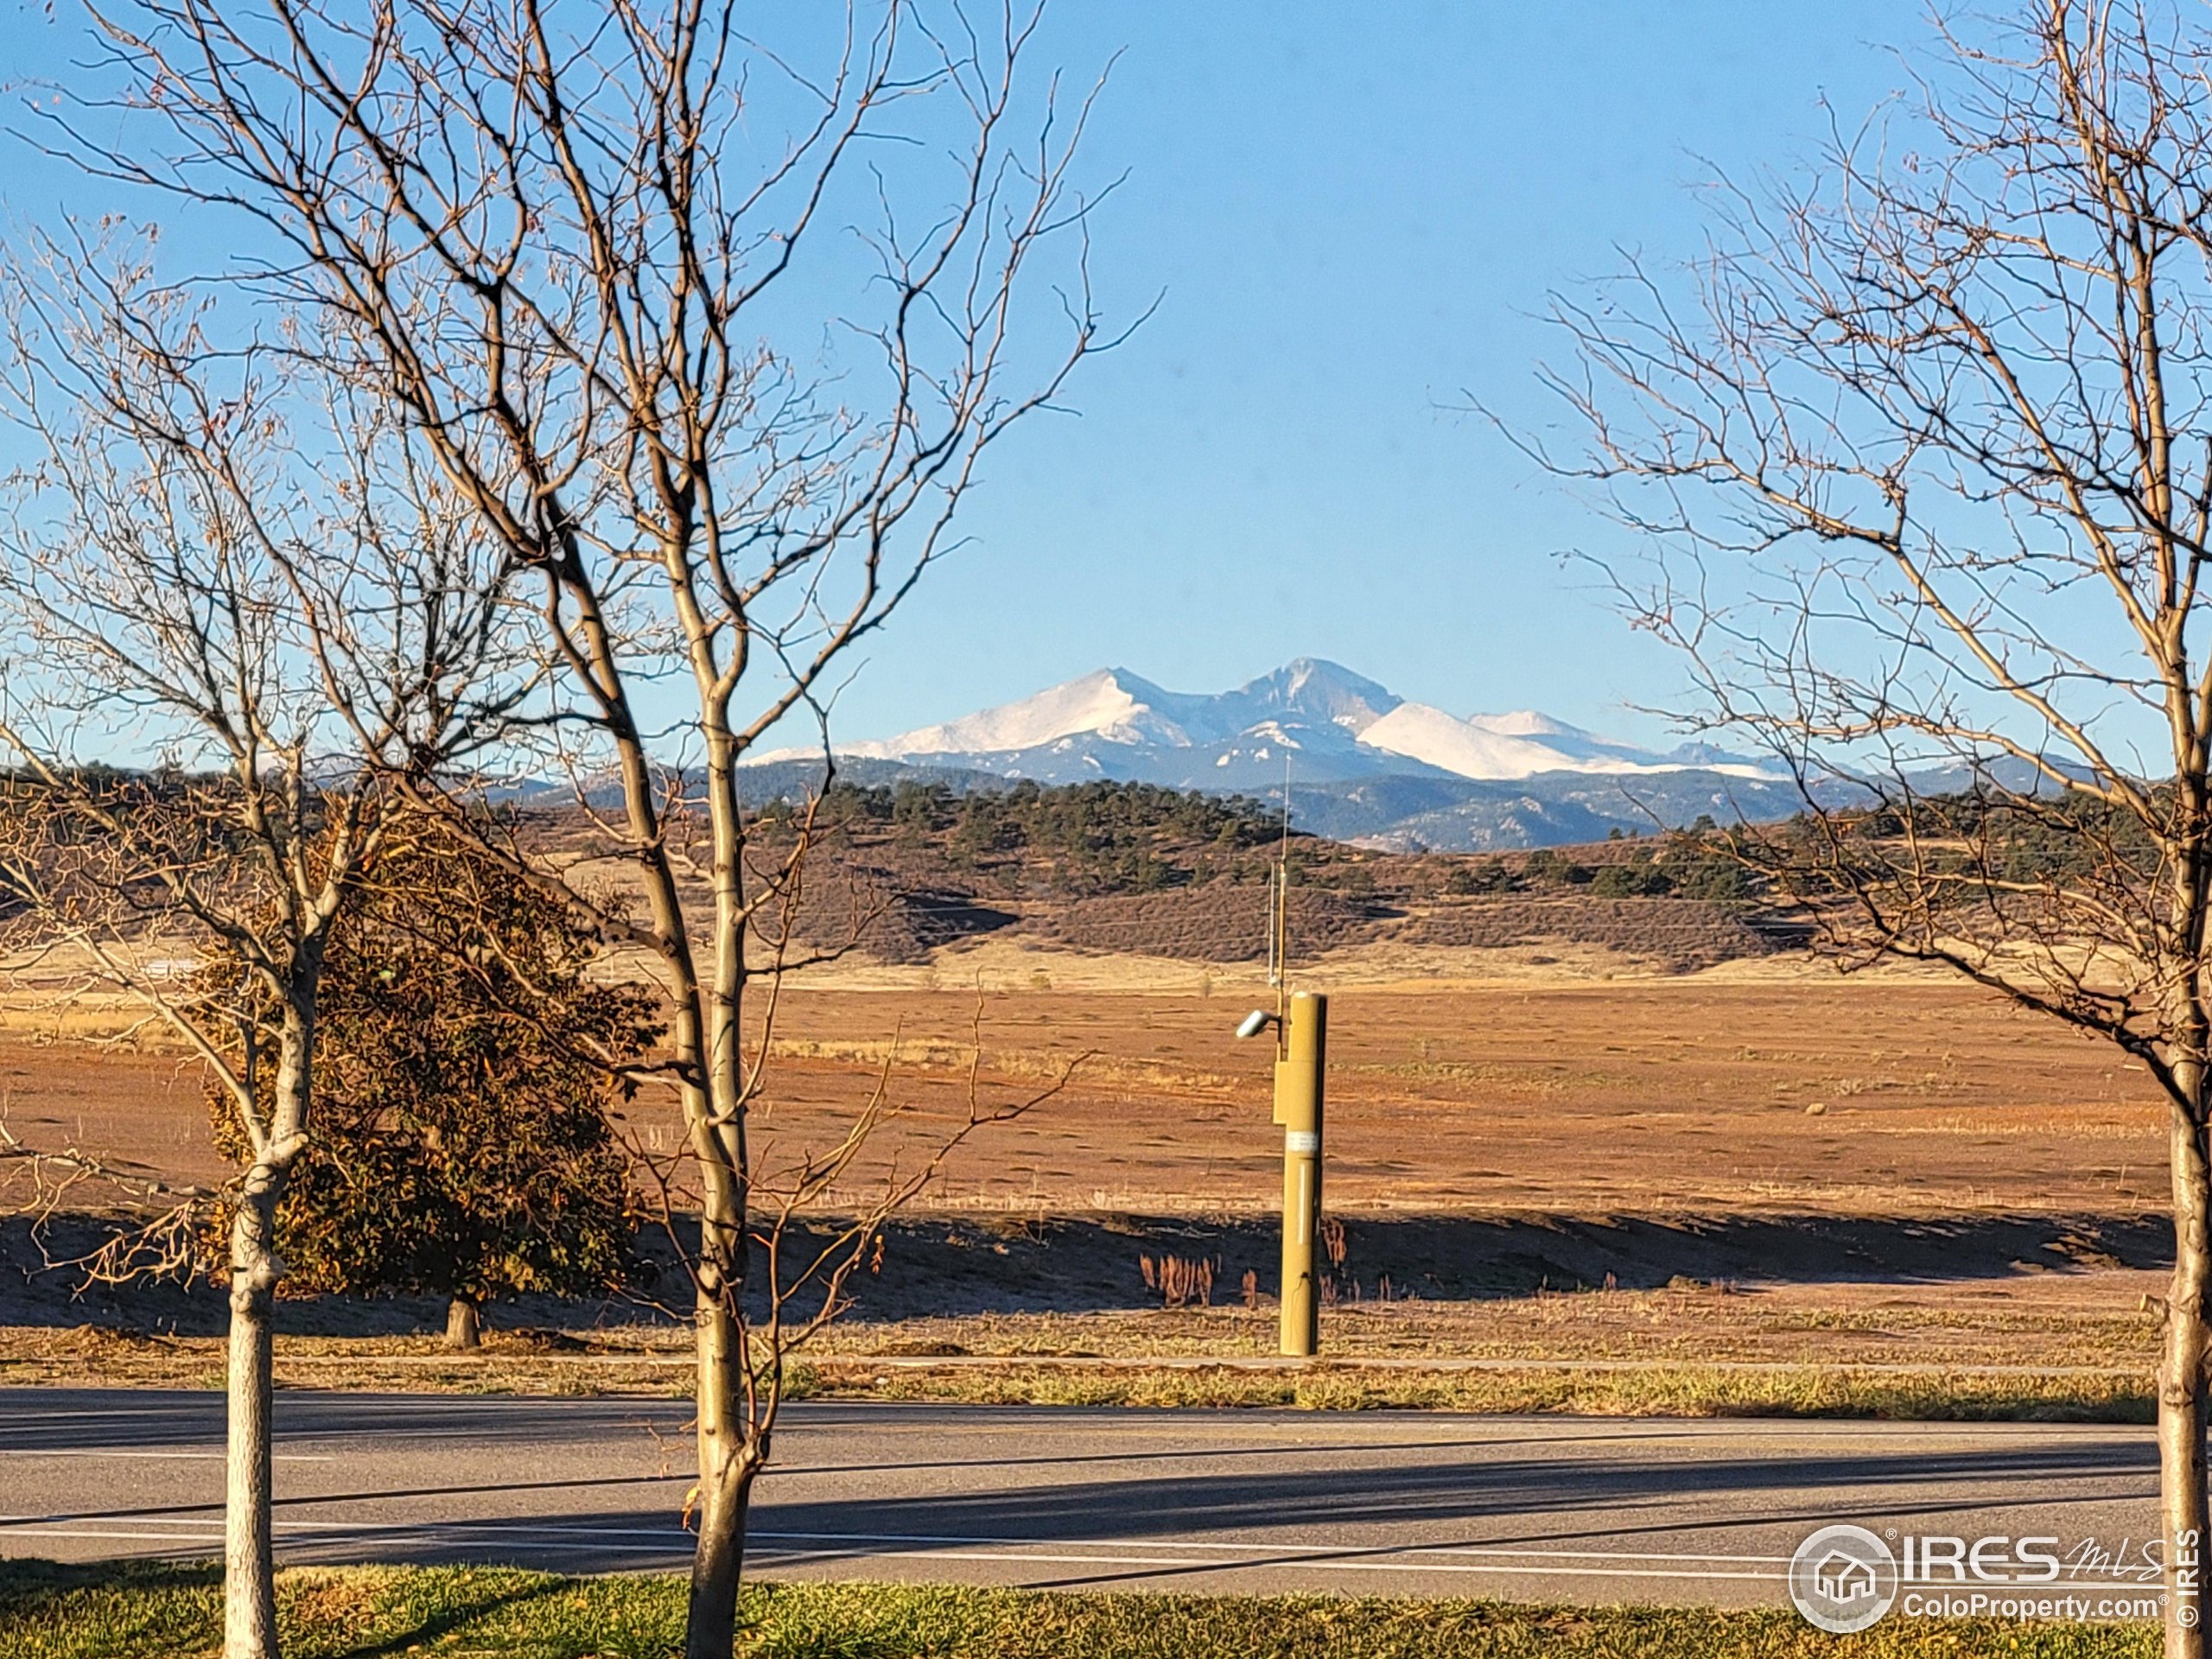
[1272,755,1291,1025]
[1234,757,1326,1357]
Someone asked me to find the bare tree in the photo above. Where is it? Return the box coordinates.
[1535,3,2212,1649]
[26,3,1116,1650]
[0,230,511,1659]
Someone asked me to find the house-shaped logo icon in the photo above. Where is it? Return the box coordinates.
[1812,1551,1878,1604]
[1789,1524,1900,1633]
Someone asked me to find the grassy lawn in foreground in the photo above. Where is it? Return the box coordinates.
[0,1561,2158,1659]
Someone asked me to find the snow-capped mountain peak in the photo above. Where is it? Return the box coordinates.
[1362,702,1596,780]
[760,660,1777,790]
[825,667,1187,760]
[1469,709,1580,739]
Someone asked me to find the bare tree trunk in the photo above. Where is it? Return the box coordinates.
[444,1298,481,1351]
[38,22,1103,1659]
[685,1294,750,1659]
[0,210,502,1659]
[685,715,752,1654]
[224,1183,280,1659]
[2167,1086,2212,1658]
[1522,9,2212,1655]
[219,1004,314,1659]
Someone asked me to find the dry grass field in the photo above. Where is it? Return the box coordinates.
[0,955,2163,1219]
[665,963,2163,1218]
[0,933,2176,1412]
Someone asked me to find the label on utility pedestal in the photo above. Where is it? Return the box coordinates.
[1284,1131,1319,1154]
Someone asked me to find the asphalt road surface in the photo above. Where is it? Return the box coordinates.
[0,1389,2164,1605]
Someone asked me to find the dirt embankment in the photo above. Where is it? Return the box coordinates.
[3,1209,2171,1339]
[822,1210,2175,1319]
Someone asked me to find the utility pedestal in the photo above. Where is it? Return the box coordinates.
[1271,991,1327,1357]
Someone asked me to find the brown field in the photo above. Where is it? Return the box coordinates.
[701,969,2161,1217]
[0,948,2180,1413]
[0,960,2164,1219]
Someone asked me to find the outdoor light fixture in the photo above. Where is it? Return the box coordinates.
[1235,1008,1277,1039]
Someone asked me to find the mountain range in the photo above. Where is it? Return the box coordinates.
[752,660,1810,851]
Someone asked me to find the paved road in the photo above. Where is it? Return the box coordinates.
[0,1389,2164,1605]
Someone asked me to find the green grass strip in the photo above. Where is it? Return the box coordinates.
[0,1560,2160,1658]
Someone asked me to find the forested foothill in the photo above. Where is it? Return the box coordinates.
[739,776,1797,971]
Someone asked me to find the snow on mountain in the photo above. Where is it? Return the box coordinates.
[1363,702,1776,782]
[1466,709,1577,738]
[1230,659,1399,737]
[762,659,1778,786]
[823,668,1183,759]
[1359,702,1624,780]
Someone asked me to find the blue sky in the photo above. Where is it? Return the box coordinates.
[0,1,1933,749]
[862,1,1932,746]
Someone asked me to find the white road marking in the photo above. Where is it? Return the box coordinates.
[0,1449,333,1462]
[0,1519,1782,1580]
[750,1527,1796,1565]
[0,1512,2170,1595]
